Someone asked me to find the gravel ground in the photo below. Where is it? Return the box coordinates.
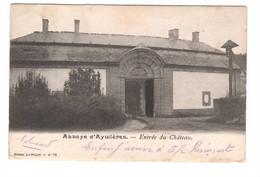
[114,116,245,132]
[116,119,148,131]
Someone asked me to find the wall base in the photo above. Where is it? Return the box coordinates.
[156,108,214,118]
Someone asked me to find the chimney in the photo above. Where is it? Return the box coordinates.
[74,20,80,33]
[192,31,199,42]
[169,29,179,40]
[42,19,49,33]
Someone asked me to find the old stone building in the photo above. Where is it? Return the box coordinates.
[10,19,242,117]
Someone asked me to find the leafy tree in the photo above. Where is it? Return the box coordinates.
[64,68,101,96]
[11,70,50,98]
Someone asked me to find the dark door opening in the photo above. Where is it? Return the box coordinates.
[145,79,154,117]
[125,80,141,116]
[125,79,154,117]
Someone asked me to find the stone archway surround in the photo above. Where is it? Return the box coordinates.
[119,47,164,116]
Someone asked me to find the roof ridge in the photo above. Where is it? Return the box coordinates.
[33,31,215,45]
[33,30,190,41]
[12,31,224,54]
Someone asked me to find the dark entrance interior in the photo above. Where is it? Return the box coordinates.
[145,79,154,117]
[125,80,141,115]
[125,79,154,117]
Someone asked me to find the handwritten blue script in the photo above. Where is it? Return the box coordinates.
[82,140,235,158]
[16,135,58,151]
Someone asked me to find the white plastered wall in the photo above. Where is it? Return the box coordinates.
[173,71,229,109]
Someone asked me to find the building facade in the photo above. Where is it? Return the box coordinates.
[10,19,242,117]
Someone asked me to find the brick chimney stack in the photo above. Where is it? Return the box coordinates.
[74,20,80,33]
[169,29,179,40]
[192,31,199,42]
[42,19,49,33]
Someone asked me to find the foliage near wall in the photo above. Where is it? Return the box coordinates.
[10,70,50,98]
[10,95,125,130]
[210,97,246,124]
[64,68,101,96]
[9,69,125,130]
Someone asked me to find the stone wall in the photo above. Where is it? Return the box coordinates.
[162,68,173,115]
[10,44,129,62]
[106,66,122,111]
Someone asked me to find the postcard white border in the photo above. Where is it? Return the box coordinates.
[1,0,260,177]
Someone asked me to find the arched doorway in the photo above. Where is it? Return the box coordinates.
[119,45,164,117]
[125,65,154,117]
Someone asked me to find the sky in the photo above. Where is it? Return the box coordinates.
[10,5,247,54]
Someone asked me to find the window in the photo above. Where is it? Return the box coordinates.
[202,91,211,106]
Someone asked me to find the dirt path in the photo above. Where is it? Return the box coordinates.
[116,116,245,132]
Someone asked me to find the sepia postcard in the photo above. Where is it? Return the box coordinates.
[9,4,247,162]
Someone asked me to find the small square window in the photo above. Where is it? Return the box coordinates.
[202,91,211,106]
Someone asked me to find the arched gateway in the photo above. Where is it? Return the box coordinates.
[119,44,165,117]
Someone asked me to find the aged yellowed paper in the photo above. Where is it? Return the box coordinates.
[9,4,247,162]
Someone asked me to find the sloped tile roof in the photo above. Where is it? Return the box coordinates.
[10,31,242,69]
[10,44,240,69]
[11,31,224,54]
